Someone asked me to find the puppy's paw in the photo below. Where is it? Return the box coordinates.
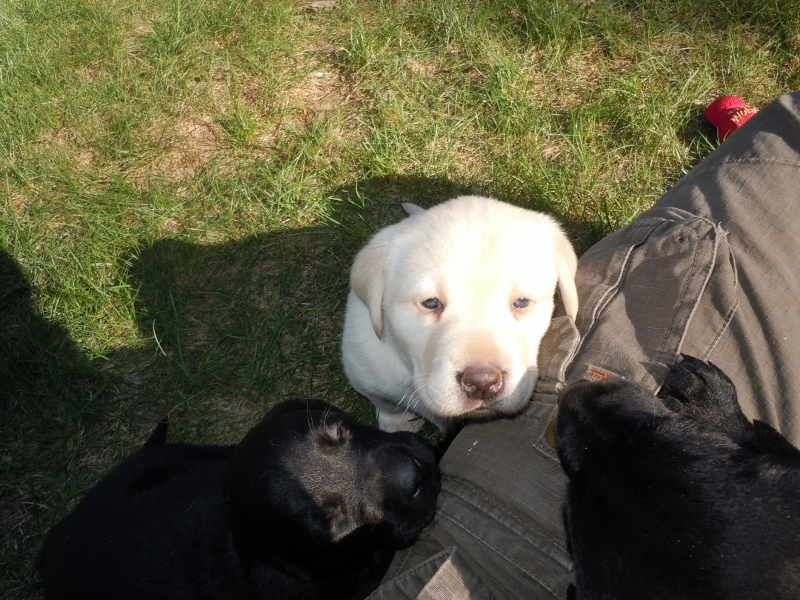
[377,409,425,433]
[658,355,749,436]
[660,355,734,409]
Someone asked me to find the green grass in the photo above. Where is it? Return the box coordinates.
[1,0,798,595]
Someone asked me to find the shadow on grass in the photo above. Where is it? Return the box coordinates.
[0,249,108,597]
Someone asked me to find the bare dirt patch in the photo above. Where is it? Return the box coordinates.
[139,115,227,183]
[39,128,96,170]
[287,70,351,114]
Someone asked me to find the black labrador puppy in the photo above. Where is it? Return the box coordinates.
[556,355,800,600]
[41,399,440,600]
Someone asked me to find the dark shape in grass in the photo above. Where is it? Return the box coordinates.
[0,248,105,414]
[0,248,108,598]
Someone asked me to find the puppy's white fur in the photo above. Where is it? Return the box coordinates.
[342,195,578,432]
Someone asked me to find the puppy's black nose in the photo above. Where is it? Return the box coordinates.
[393,457,424,498]
[459,366,504,401]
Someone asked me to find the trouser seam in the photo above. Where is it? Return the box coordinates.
[443,476,571,566]
[437,510,565,599]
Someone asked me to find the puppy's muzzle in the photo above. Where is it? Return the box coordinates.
[458,366,504,401]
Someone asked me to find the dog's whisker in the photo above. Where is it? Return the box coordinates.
[305,402,314,432]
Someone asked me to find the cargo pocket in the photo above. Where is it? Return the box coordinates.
[564,206,739,391]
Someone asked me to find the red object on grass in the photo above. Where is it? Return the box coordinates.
[704,96,759,141]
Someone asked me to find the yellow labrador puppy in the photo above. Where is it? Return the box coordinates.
[342,195,578,432]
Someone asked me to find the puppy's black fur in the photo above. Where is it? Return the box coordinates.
[40,399,440,600]
[556,356,800,600]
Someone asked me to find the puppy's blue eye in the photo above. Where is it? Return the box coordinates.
[421,298,441,310]
[513,298,530,309]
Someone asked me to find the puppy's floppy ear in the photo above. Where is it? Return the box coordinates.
[350,225,401,339]
[553,228,579,321]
